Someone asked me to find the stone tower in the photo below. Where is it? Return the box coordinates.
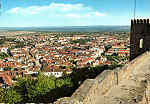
[130,19,150,60]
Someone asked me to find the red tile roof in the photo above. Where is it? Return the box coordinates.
[0,73,12,85]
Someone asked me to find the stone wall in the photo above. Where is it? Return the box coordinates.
[54,52,150,104]
[138,82,150,104]
[130,19,150,60]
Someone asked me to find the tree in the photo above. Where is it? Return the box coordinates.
[3,67,13,71]
[7,48,13,56]
[15,73,56,102]
[0,52,9,59]
[0,88,4,103]
[63,77,73,87]
[33,74,56,96]
[56,79,65,88]
[15,41,26,48]
[3,88,22,104]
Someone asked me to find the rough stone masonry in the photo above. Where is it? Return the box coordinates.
[54,51,150,104]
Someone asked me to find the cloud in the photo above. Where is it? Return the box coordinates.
[7,2,106,18]
[94,11,106,16]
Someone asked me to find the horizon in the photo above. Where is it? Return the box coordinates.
[0,0,150,27]
[0,25,130,28]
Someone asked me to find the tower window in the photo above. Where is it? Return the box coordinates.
[139,39,143,48]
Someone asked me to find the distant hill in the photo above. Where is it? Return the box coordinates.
[0,26,130,32]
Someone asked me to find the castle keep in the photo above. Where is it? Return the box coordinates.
[130,19,150,60]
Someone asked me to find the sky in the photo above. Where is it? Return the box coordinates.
[0,0,150,27]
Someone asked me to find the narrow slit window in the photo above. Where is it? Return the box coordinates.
[139,39,143,48]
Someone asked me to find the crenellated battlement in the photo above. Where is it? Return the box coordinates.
[131,19,149,25]
[130,18,150,60]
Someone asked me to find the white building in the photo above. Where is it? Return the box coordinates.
[43,71,63,78]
